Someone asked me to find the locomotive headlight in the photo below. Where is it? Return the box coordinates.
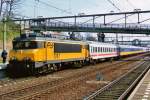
[10,56,16,60]
[27,64,30,68]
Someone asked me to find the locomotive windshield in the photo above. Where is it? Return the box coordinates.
[13,41,44,50]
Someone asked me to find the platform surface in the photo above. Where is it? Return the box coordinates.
[128,69,150,100]
[0,63,7,70]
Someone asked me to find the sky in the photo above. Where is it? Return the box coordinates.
[19,0,150,41]
[20,0,150,18]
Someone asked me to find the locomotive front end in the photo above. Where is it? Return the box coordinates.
[7,39,45,76]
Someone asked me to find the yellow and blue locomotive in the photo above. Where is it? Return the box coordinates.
[8,33,89,76]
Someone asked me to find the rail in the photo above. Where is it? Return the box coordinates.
[84,60,150,100]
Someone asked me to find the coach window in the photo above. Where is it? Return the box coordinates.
[96,47,97,52]
[97,47,98,52]
[93,47,94,52]
[93,47,95,53]
[92,47,94,53]
[93,47,94,53]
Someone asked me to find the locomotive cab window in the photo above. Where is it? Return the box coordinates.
[13,41,44,50]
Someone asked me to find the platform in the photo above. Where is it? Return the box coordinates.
[128,69,150,100]
[0,63,7,70]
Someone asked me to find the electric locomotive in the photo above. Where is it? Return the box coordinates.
[7,33,89,76]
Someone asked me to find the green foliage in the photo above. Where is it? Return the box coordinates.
[0,19,20,41]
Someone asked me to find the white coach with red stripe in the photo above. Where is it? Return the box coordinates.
[88,41,118,60]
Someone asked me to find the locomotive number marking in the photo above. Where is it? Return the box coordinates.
[47,42,54,48]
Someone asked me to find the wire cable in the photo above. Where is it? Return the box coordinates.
[106,0,121,12]
[125,0,137,9]
[38,1,73,15]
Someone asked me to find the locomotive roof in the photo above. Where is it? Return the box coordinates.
[13,35,89,45]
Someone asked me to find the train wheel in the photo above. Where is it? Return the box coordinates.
[73,61,82,68]
[53,64,58,71]
[57,63,62,71]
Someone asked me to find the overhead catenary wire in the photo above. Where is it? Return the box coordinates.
[38,0,73,15]
[106,0,121,12]
[125,0,137,10]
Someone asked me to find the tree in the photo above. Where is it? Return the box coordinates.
[0,0,23,19]
[8,0,23,17]
[0,0,3,16]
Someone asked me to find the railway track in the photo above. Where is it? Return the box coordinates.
[0,53,146,86]
[84,59,150,100]
[0,54,148,100]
